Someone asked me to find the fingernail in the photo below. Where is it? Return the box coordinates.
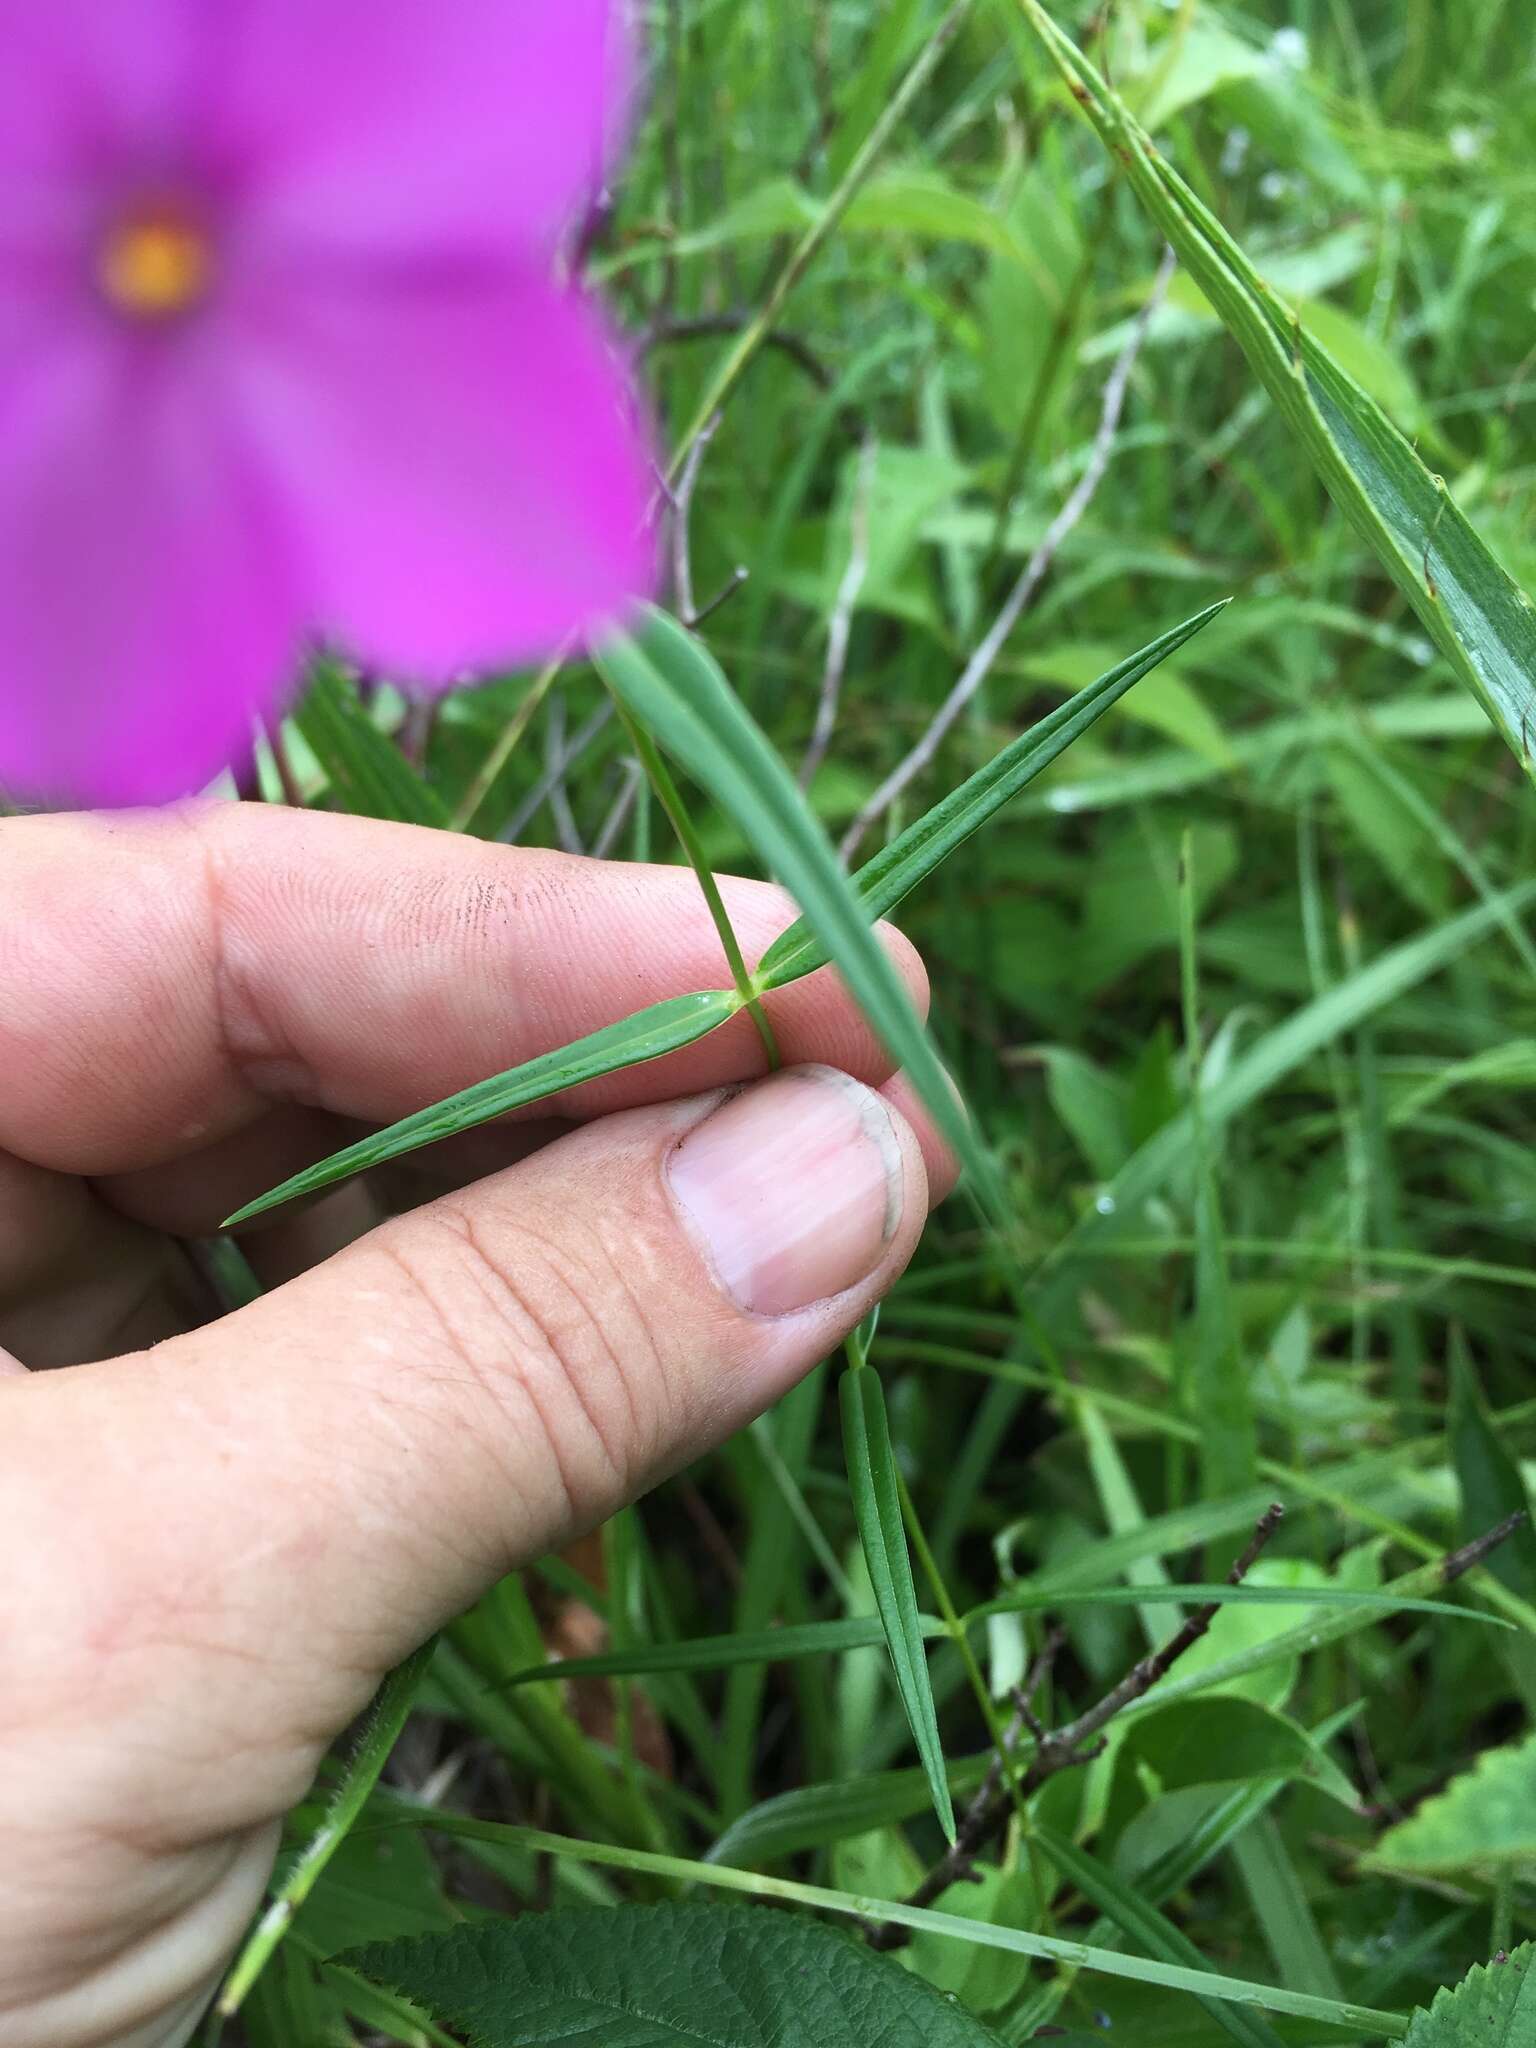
[666,1064,904,1316]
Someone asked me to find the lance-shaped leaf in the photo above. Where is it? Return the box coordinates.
[758,599,1229,988]
[594,606,1005,1218]
[1019,0,1536,789]
[224,990,740,1227]
[840,1362,956,1841]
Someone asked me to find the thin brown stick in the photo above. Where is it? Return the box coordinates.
[869,1500,1283,1945]
[1441,1508,1527,1584]
[839,244,1177,864]
[800,434,878,790]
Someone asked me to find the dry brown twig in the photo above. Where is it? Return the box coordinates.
[839,243,1178,865]
[869,1500,1285,1947]
[800,434,879,790]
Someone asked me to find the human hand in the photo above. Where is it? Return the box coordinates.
[0,803,953,2048]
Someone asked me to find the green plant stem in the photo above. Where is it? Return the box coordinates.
[618,708,781,1068]
[452,650,566,834]
[666,0,974,481]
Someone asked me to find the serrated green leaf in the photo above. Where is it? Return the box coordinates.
[840,1363,956,1841]
[1369,1733,1536,1882]
[757,602,1228,989]
[1402,1944,1536,2046]
[1019,2,1536,789]
[296,661,450,827]
[594,607,1001,1216]
[344,1905,1006,2047]
[223,989,739,1227]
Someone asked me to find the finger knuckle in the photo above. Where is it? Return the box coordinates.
[379,1202,672,1534]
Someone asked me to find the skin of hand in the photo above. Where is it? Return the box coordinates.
[0,803,955,2048]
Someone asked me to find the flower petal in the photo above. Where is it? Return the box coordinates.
[0,328,304,806]
[237,268,655,680]
[214,0,633,259]
[0,1,213,181]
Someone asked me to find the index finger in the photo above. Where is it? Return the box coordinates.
[0,804,927,1177]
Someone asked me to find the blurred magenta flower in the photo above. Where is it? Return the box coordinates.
[0,1,654,806]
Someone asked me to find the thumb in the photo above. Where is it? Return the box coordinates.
[8,1064,941,1848]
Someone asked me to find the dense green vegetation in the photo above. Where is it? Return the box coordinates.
[220,3,1536,2040]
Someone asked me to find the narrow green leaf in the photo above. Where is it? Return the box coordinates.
[218,1638,438,2016]
[1180,826,1256,1500]
[1232,1815,1344,2001]
[594,607,1002,1217]
[840,1363,956,1841]
[757,602,1229,989]
[1449,1339,1536,1603]
[1018,2,1536,787]
[345,1906,1006,2048]
[493,1581,1500,1692]
[295,661,450,827]
[495,1614,942,1688]
[223,989,739,1226]
[1035,1824,1288,2048]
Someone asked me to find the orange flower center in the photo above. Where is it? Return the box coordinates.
[98,208,212,320]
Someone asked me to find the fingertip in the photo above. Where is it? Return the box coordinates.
[879,1070,963,1206]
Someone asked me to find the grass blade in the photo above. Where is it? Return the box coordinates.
[840,1363,956,1841]
[217,1638,438,2016]
[496,1615,942,1688]
[1034,1823,1289,2048]
[493,1583,1498,1692]
[756,600,1230,989]
[594,606,1003,1217]
[223,989,739,1226]
[1017,0,1536,788]
[295,660,450,828]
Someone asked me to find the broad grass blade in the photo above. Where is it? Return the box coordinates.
[224,989,740,1226]
[839,1362,956,1841]
[758,600,1230,989]
[1018,2,1536,789]
[217,1638,438,2015]
[594,607,1003,1217]
[296,661,450,827]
